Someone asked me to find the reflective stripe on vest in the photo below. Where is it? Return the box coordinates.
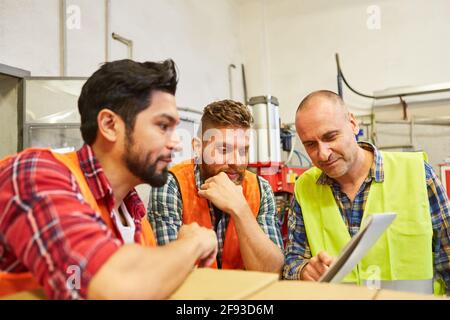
[295,151,439,295]
[169,159,261,269]
[0,148,156,297]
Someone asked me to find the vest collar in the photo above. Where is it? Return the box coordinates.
[76,144,114,201]
[194,163,203,190]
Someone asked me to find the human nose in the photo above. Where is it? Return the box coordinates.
[317,142,331,162]
[168,129,182,152]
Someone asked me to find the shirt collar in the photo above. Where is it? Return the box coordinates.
[317,141,384,185]
[76,144,145,220]
[76,144,113,201]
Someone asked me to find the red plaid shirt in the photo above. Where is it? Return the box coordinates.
[0,144,147,299]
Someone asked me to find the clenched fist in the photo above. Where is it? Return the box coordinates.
[197,172,249,216]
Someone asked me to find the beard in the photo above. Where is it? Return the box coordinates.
[123,133,170,188]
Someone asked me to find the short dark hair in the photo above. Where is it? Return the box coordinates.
[200,100,253,137]
[78,59,178,144]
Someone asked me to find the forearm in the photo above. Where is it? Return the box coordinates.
[87,239,202,299]
[283,236,312,280]
[282,197,312,280]
[231,206,284,273]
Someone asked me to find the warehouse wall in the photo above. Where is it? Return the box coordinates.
[0,0,244,109]
[238,0,450,172]
[2,0,450,188]
[238,0,450,118]
[371,95,450,171]
[0,0,244,206]
[0,75,19,158]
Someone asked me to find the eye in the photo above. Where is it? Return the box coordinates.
[324,133,338,141]
[304,142,315,149]
[158,123,169,131]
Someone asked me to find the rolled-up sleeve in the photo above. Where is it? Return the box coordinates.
[283,196,312,280]
[147,173,183,245]
[256,177,284,250]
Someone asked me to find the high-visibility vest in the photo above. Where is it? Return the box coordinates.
[0,148,156,297]
[295,151,445,295]
[169,160,260,269]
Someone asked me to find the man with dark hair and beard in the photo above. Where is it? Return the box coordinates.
[148,100,284,273]
[0,59,217,300]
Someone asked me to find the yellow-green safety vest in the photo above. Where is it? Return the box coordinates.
[295,151,445,295]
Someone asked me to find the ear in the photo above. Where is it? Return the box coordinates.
[348,112,360,136]
[97,109,122,143]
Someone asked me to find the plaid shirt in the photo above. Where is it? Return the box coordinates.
[148,164,283,268]
[283,142,450,294]
[0,144,147,299]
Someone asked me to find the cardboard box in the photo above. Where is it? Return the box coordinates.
[246,280,378,300]
[1,268,446,300]
[170,268,279,300]
[1,289,46,300]
[374,289,445,300]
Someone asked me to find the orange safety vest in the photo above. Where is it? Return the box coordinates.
[170,160,260,270]
[0,148,156,297]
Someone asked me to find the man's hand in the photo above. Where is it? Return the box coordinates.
[300,251,335,281]
[88,223,218,299]
[198,172,249,216]
[178,223,218,267]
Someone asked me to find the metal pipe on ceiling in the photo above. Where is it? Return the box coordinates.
[105,0,111,62]
[112,32,133,59]
[59,0,67,76]
[335,53,450,100]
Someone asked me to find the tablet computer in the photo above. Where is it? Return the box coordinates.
[319,212,397,283]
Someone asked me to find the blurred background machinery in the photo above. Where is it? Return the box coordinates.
[247,95,311,246]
